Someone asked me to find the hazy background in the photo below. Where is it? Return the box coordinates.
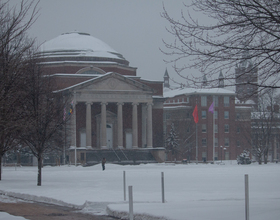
[10,0,193,82]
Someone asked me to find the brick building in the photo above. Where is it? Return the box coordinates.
[163,72,251,162]
[39,32,165,165]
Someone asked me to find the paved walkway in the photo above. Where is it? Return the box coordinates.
[0,200,119,220]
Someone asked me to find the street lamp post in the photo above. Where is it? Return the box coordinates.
[220,146,223,163]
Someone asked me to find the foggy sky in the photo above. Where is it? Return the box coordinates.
[17,0,188,82]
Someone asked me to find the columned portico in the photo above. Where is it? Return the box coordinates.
[147,102,153,148]
[117,102,124,149]
[69,72,158,152]
[132,102,138,148]
[86,102,92,148]
[101,102,107,149]
[142,104,147,148]
[71,101,77,148]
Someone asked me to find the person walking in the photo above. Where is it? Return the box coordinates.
[102,157,106,170]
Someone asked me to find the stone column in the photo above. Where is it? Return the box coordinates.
[142,104,147,148]
[86,102,92,148]
[117,102,124,149]
[147,102,153,148]
[101,102,107,149]
[132,102,138,148]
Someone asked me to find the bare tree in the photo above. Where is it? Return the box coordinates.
[161,0,280,89]
[0,0,38,180]
[19,52,71,186]
[251,89,279,164]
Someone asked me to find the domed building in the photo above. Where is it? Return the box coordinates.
[39,32,165,165]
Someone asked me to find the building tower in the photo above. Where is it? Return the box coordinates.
[202,74,207,87]
[218,71,224,88]
[164,68,170,88]
[235,51,258,104]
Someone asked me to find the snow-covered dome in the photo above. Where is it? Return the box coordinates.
[39,32,128,65]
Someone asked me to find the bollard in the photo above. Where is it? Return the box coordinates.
[161,172,165,203]
[245,174,249,220]
[123,171,126,201]
[128,185,133,220]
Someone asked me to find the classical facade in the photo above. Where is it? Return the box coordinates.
[39,32,165,165]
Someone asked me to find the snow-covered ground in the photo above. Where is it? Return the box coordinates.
[0,161,279,220]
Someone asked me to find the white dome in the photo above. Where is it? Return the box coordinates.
[39,32,126,61]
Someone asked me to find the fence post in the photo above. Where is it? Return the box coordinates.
[129,185,133,220]
[161,172,165,203]
[245,174,249,220]
[123,171,126,201]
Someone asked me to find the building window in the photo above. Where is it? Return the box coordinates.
[225,152,230,160]
[237,140,240,147]
[236,113,240,119]
[225,138,229,147]
[224,96,229,107]
[201,96,207,106]
[202,110,206,119]
[214,111,218,119]
[165,113,170,120]
[214,96,219,107]
[215,152,218,160]
[81,153,85,161]
[202,152,207,162]
[215,138,218,147]
[237,127,240,133]
[224,111,229,119]
[202,138,207,147]
[186,112,190,118]
[187,127,190,133]
[224,124,229,133]
[215,124,218,133]
[202,124,207,133]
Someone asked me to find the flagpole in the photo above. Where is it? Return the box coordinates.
[192,97,198,165]
[213,95,215,164]
[196,122,198,164]
[74,92,77,167]
[195,98,198,165]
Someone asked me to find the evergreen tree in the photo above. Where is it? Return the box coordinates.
[165,123,179,161]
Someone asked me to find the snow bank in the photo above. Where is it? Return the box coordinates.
[0,163,279,220]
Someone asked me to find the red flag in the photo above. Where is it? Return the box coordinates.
[192,105,199,123]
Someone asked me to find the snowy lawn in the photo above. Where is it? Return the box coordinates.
[0,161,279,220]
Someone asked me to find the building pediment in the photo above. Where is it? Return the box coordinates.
[65,72,154,103]
[73,72,153,94]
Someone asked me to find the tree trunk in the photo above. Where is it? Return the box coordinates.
[0,156,2,181]
[257,153,262,165]
[264,156,268,164]
[37,156,42,186]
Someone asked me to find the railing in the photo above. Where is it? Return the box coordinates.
[119,147,129,160]
[112,148,121,161]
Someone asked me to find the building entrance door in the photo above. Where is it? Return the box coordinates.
[106,124,113,148]
[126,131,132,149]
[80,130,86,147]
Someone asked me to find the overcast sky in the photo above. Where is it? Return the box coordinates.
[13,0,191,82]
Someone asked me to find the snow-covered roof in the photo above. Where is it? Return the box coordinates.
[163,87,235,98]
[39,32,126,61]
